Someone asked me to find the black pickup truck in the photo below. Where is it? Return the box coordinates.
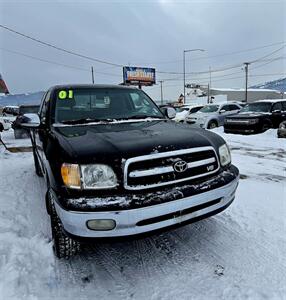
[23,84,239,258]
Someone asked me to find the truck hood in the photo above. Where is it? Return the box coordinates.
[52,120,224,163]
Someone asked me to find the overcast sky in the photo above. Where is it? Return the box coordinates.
[0,0,285,100]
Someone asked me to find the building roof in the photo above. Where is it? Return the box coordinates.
[255,99,286,103]
[211,88,281,93]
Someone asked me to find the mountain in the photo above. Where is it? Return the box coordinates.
[251,77,286,92]
[0,91,45,107]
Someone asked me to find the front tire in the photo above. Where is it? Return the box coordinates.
[50,198,81,259]
[261,121,272,132]
[208,120,218,129]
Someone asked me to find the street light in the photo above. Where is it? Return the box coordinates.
[183,49,205,104]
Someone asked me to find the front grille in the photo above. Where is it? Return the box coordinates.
[123,146,220,190]
[225,119,250,124]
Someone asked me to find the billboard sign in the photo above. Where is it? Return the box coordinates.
[123,66,156,86]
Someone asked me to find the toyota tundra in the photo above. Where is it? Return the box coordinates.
[23,84,239,258]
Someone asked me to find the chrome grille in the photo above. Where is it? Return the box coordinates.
[123,146,220,190]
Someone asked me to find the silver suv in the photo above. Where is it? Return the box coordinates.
[185,102,242,129]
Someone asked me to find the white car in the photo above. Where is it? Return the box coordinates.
[185,102,242,129]
[174,105,204,123]
[0,115,13,130]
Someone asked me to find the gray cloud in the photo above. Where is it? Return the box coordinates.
[0,0,285,101]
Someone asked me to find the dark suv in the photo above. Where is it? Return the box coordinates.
[23,84,239,258]
[224,100,286,134]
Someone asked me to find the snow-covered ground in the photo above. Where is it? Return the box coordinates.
[0,128,285,300]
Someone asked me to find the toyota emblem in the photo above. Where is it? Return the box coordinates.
[173,160,188,173]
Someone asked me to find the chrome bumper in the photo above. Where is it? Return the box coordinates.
[55,176,239,238]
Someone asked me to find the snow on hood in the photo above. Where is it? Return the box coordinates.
[53,117,164,127]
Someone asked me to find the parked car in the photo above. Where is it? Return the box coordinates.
[185,102,242,129]
[174,105,204,123]
[12,104,40,138]
[22,84,239,259]
[0,115,12,131]
[224,100,286,134]
[2,105,19,116]
[277,121,286,138]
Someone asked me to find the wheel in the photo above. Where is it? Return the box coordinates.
[261,121,272,132]
[49,192,81,259]
[32,148,43,177]
[208,120,218,129]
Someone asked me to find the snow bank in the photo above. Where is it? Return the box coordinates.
[0,127,285,299]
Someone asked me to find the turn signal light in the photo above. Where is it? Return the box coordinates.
[61,163,81,189]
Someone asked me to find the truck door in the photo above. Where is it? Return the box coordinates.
[271,102,284,128]
[35,91,51,171]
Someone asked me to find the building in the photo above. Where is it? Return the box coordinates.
[199,87,284,103]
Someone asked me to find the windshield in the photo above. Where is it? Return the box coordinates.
[20,106,39,114]
[53,88,164,123]
[240,102,272,113]
[199,105,219,113]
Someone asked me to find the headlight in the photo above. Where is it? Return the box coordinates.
[219,144,231,166]
[81,164,117,189]
[279,123,286,129]
[61,163,117,189]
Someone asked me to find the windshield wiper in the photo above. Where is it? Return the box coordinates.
[61,118,112,125]
[121,114,165,120]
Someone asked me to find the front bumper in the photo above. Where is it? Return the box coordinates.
[54,165,239,238]
[186,121,205,129]
[224,122,262,134]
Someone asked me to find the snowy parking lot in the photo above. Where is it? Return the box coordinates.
[0,128,285,300]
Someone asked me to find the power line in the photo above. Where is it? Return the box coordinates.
[251,55,285,71]
[0,47,89,72]
[0,24,123,67]
[0,47,121,77]
[1,24,285,76]
[136,41,286,65]
[149,73,286,89]
[157,56,286,82]
[249,45,285,63]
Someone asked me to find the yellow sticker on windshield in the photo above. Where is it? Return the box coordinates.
[58,90,74,99]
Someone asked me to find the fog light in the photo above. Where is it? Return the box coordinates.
[87,219,116,231]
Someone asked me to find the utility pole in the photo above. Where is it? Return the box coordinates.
[183,51,186,104]
[208,66,212,104]
[91,66,95,84]
[183,49,205,104]
[244,62,250,103]
[159,80,164,105]
[207,83,210,104]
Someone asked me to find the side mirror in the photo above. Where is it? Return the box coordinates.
[21,113,41,128]
[164,107,176,119]
[219,109,226,114]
